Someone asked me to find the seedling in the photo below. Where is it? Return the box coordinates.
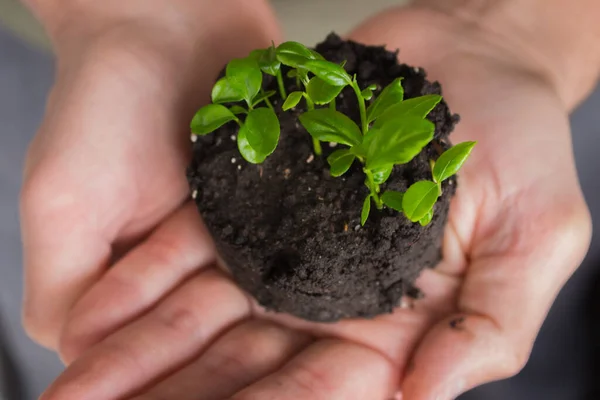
[191,55,281,163]
[250,44,287,102]
[277,42,332,155]
[381,141,476,225]
[190,41,476,226]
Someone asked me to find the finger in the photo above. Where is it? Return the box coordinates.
[132,321,311,400]
[253,267,461,368]
[20,62,189,349]
[60,202,215,363]
[230,339,398,400]
[402,314,516,400]
[41,270,250,400]
[403,203,591,400]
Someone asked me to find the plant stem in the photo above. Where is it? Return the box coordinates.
[312,137,322,155]
[305,96,322,155]
[276,70,287,99]
[329,97,336,111]
[264,96,275,111]
[260,89,275,111]
[364,169,383,209]
[351,80,368,135]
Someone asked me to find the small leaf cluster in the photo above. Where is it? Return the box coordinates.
[190,41,335,161]
[190,47,282,163]
[190,41,476,227]
[294,58,476,226]
[381,141,476,226]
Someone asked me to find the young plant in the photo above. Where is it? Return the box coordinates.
[382,141,476,225]
[190,41,476,227]
[295,57,476,226]
[295,59,434,224]
[191,55,280,163]
[250,43,287,101]
[276,41,333,155]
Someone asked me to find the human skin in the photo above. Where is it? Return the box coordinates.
[20,0,599,399]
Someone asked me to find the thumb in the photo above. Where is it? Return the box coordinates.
[402,313,530,400]
[402,205,591,399]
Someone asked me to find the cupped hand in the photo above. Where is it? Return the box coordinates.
[19,0,280,360]
[31,5,592,400]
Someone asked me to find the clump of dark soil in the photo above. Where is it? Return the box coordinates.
[187,33,459,322]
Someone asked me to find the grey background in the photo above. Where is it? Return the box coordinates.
[0,28,57,399]
[1,1,599,397]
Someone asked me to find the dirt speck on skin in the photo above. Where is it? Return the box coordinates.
[187,33,460,322]
[450,316,467,330]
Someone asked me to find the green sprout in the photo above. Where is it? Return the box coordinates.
[190,40,476,227]
[250,43,287,101]
[389,138,476,226]
[276,41,334,155]
[190,55,280,163]
[295,58,476,226]
[381,141,476,225]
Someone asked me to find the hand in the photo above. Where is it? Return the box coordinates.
[20,0,280,355]
[33,5,592,400]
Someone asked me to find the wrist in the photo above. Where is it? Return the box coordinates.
[414,0,600,109]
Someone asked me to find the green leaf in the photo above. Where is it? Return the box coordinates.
[299,109,362,147]
[276,41,316,68]
[282,91,303,111]
[366,78,404,123]
[249,49,264,59]
[372,165,393,184]
[257,46,281,76]
[211,77,244,104]
[361,87,374,101]
[349,128,375,159]
[244,107,280,157]
[226,57,262,104]
[190,104,237,135]
[297,68,309,84]
[432,141,477,183]
[306,77,344,105]
[381,191,404,212]
[419,208,434,226]
[237,126,267,164]
[361,195,372,226]
[402,181,439,222]
[287,69,298,78]
[365,117,435,170]
[229,105,248,115]
[251,90,276,107]
[310,49,326,60]
[327,149,355,177]
[374,94,442,128]
[304,60,352,87]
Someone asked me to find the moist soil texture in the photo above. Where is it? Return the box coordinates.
[187,33,460,322]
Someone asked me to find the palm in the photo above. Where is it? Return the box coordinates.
[41,10,590,400]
